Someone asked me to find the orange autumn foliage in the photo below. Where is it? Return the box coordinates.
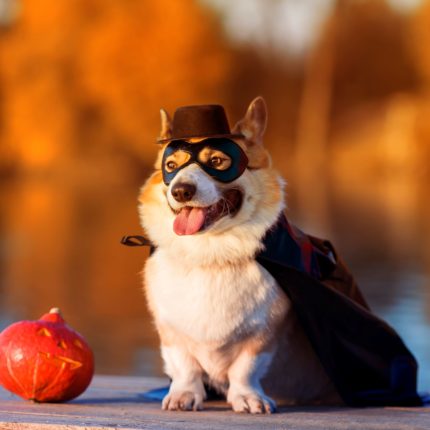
[0,0,232,172]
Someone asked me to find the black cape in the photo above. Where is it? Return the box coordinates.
[257,214,422,407]
[122,213,423,407]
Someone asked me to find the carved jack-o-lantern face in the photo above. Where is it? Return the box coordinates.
[0,308,94,402]
[35,326,84,370]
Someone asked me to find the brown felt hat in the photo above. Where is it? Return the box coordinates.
[157,104,244,143]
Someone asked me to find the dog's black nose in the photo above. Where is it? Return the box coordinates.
[171,182,196,203]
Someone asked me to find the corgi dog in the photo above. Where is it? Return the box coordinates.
[138,97,339,413]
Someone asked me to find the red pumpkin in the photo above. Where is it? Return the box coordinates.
[0,308,94,402]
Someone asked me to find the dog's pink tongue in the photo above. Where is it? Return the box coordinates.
[173,207,207,235]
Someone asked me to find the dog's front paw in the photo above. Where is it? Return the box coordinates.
[229,393,277,414]
[162,391,204,411]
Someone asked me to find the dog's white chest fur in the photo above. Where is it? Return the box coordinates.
[145,249,283,344]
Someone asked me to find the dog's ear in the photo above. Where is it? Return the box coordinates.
[232,96,267,144]
[159,108,173,141]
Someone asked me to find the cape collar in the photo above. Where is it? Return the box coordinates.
[121,213,336,281]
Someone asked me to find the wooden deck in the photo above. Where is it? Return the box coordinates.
[0,375,428,430]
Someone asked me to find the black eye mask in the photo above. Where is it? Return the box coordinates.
[161,138,249,185]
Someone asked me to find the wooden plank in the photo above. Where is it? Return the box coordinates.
[0,375,428,430]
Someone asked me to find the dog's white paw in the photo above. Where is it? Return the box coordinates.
[162,391,204,411]
[230,393,277,414]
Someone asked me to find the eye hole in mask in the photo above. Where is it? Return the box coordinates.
[164,150,191,173]
[161,138,248,185]
[197,147,232,171]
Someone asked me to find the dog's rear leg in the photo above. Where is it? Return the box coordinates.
[161,344,206,411]
[227,349,277,414]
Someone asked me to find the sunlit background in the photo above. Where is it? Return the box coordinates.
[0,0,429,391]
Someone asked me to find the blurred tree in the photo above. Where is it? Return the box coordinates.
[0,0,232,175]
[411,0,430,87]
[410,0,430,172]
[331,0,419,122]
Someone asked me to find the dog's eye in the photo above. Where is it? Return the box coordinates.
[166,161,177,171]
[210,157,223,168]
[198,148,232,170]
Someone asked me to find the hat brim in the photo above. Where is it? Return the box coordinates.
[157,133,244,144]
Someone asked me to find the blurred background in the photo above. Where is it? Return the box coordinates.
[0,0,429,391]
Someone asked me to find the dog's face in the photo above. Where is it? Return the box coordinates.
[162,137,248,236]
[139,97,284,264]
